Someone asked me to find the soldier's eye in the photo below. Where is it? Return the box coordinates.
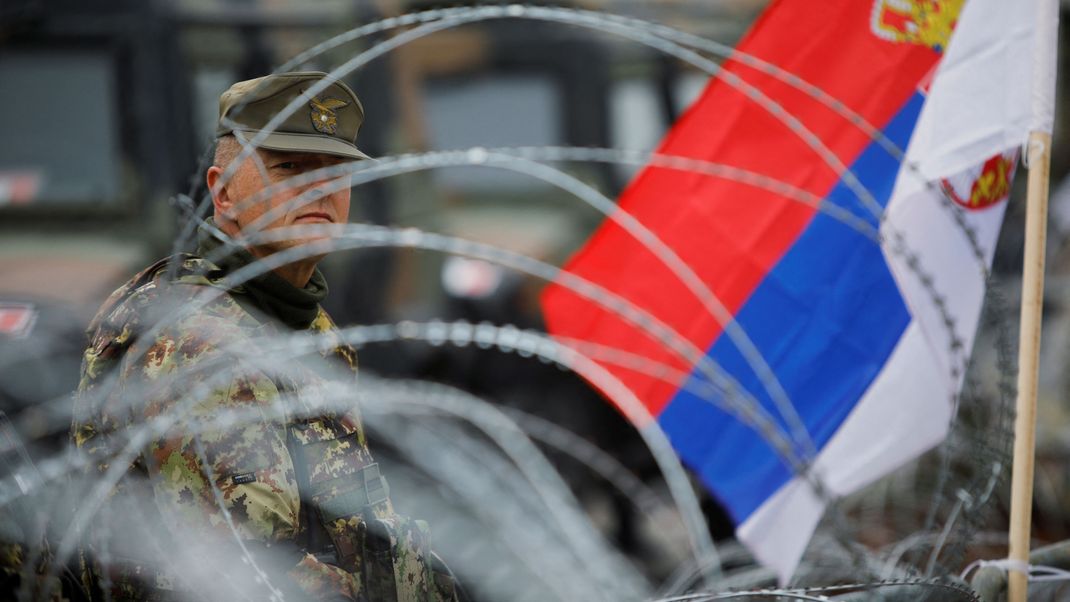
[274,161,299,170]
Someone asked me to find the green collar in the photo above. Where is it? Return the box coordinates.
[196,220,328,330]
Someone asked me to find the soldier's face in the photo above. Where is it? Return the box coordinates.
[214,148,352,259]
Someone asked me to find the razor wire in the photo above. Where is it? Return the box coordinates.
[0,4,1036,600]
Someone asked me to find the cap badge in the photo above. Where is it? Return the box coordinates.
[309,95,348,135]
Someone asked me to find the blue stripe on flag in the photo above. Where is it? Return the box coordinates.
[658,93,925,524]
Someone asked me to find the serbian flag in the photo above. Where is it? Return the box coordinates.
[542,0,1057,582]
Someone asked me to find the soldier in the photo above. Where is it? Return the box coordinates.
[71,72,458,601]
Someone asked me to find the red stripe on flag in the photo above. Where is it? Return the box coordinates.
[542,0,942,415]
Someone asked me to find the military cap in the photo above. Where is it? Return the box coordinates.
[216,71,370,160]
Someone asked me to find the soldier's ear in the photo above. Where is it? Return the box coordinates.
[206,165,234,219]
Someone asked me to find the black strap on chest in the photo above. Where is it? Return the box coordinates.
[285,425,338,564]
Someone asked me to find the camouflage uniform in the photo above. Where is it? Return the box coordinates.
[72,249,456,602]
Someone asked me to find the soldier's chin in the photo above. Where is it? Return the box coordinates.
[289,225,337,250]
[289,235,333,262]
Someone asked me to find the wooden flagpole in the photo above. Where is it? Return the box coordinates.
[1007,130,1053,602]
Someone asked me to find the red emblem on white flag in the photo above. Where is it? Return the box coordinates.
[940,151,1018,211]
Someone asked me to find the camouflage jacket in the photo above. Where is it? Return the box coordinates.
[72,254,456,602]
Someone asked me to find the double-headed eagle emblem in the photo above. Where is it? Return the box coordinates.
[870,0,964,52]
[309,95,348,135]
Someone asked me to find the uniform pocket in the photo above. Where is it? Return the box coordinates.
[289,417,374,491]
[311,462,390,523]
